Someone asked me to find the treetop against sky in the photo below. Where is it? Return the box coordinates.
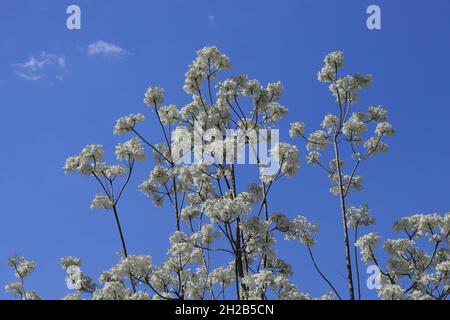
[0,1,449,300]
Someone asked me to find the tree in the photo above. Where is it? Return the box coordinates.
[290,51,394,299]
[4,47,449,300]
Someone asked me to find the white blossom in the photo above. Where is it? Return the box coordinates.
[93,281,131,300]
[321,114,339,133]
[112,255,153,280]
[24,291,42,300]
[375,122,395,136]
[180,205,200,221]
[203,193,252,222]
[306,150,321,165]
[367,106,388,121]
[144,86,164,106]
[342,113,367,138]
[329,74,372,103]
[8,256,36,279]
[383,239,415,256]
[378,284,404,300]
[355,233,380,262]
[127,291,149,300]
[62,293,83,300]
[307,130,328,151]
[285,216,318,246]
[184,46,231,94]
[270,213,291,232]
[114,113,145,135]
[90,194,114,210]
[317,51,344,83]
[80,144,105,163]
[5,282,24,298]
[271,143,299,177]
[347,204,375,228]
[115,138,146,161]
[61,256,82,269]
[158,104,180,125]
[289,121,305,138]
[364,136,388,155]
[211,266,235,287]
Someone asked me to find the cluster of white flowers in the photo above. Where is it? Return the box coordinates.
[144,86,164,106]
[241,270,317,300]
[184,46,231,94]
[383,238,415,256]
[93,281,131,300]
[329,74,372,103]
[111,255,153,280]
[270,213,290,232]
[5,256,41,300]
[64,144,105,175]
[378,284,405,300]
[187,224,220,248]
[241,269,276,299]
[62,293,83,300]
[271,143,299,177]
[4,283,41,300]
[329,174,363,195]
[355,233,380,262]
[80,144,105,162]
[306,130,328,151]
[114,113,145,135]
[284,216,318,246]
[115,137,146,161]
[375,121,396,137]
[203,193,253,222]
[367,106,388,121]
[317,51,344,83]
[342,113,367,140]
[347,204,375,228]
[306,150,321,165]
[158,104,180,125]
[180,205,200,221]
[355,212,450,300]
[436,260,450,287]
[241,217,273,256]
[138,164,213,206]
[321,114,339,134]
[364,136,389,155]
[7,256,36,279]
[103,164,126,179]
[289,121,305,138]
[60,256,82,269]
[5,282,26,299]
[214,75,285,124]
[392,213,450,238]
[210,265,235,287]
[90,194,114,210]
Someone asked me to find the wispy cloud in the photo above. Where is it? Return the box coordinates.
[13,52,67,81]
[87,40,127,57]
[208,14,215,23]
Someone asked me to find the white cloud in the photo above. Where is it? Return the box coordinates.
[87,40,126,57]
[13,52,67,81]
[208,14,215,23]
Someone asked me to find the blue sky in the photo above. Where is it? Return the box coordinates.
[1,0,450,299]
